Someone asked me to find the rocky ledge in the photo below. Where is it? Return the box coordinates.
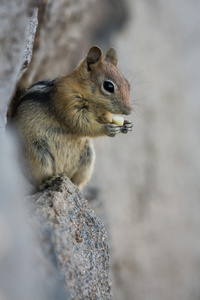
[27,174,112,299]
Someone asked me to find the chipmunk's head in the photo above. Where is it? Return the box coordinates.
[78,45,132,120]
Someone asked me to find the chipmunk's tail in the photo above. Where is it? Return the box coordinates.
[7,79,28,121]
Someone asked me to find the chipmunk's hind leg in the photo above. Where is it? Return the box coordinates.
[27,138,55,187]
[71,142,95,189]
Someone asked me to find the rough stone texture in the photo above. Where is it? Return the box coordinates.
[29,175,112,300]
[0,4,40,297]
[0,0,38,128]
[22,9,38,71]
[0,134,67,300]
[26,0,97,83]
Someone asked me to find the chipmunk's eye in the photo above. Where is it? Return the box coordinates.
[103,81,115,94]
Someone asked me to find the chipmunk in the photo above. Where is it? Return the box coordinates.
[10,46,133,189]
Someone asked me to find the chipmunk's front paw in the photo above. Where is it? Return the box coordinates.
[106,120,133,137]
[121,120,133,134]
[106,123,122,137]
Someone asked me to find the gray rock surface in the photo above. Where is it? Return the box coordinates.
[29,175,112,300]
[0,0,37,127]
[0,134,67,300]
[26,0,97,83]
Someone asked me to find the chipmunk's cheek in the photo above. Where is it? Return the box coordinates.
[112,114,124,126]
[104,112,113,123]
[97,112,113,124]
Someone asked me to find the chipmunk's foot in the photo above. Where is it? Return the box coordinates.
[121,120,133,134]
[39,175,62,191]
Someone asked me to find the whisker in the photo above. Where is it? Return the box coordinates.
[130,81,147,89]
[122,70,144,83]
[122,69,135,78]
[130,96,147,115]
[129,70,144,85]
[131,97,146,105]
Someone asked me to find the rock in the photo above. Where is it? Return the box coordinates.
[0,0,38,127]
[28,174,112,299]
[0,134,67,300]
[0,140,112,300]
[26,0,98,83]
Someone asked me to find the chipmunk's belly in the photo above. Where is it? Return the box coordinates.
[52,136,90,179]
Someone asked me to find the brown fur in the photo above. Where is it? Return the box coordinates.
[11,46,132,189]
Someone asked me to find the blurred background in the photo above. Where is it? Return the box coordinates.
[86,1,200,299]
[87,0,200,300]
[1,0,200,299]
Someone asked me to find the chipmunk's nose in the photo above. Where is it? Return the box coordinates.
[123,105,132,115]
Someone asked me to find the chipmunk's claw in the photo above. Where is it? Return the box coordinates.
[106,123,122,137]
[106,120,133,137]
[121,120,133,134]
[39,175,62,191]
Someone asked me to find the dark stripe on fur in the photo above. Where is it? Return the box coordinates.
[17,79,57,108]
[32,139,55,167]
[79,143,93,165]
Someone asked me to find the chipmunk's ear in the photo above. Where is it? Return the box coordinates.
[86,46,103,71]
[105,48,118,66]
